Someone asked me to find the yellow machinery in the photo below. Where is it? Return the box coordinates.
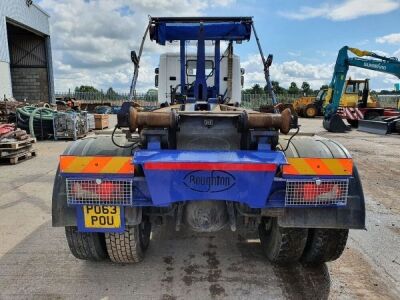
[293,78,378,118]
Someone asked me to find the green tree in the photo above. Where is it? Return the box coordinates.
[320,84,329,90]
[251,84,264,94]
[145,89,158,100]
[268,81,286,94]
[301,81,311,95]
[106,87,118,100]
[288,82,300,94]
[75,85,100,93]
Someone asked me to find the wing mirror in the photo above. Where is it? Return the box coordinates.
[131,51,139,66]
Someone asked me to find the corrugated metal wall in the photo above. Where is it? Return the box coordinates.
[8,24,47,67]
[0,0,53,102]
[0,0,50,63]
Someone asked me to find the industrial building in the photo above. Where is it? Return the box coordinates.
[0,0,54,103]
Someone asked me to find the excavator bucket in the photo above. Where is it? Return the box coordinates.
[358,116,400,135]
[323,114,350,133]
[358,119,390,134]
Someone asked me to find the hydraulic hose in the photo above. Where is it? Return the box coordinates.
[16,106,56,139]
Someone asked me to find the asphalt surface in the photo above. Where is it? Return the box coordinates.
[0,117,399,299]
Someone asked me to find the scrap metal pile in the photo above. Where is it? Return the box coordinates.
[53,111,89,140]
[16,105,92,140]
[0,124,37,165]
[0,98,24,123]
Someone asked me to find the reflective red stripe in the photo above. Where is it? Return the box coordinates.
[144,162,277,172]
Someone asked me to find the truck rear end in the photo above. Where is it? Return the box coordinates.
[52,17,365,265]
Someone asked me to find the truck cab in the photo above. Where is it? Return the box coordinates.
[155,53,243,105]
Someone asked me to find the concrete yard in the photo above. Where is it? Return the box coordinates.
[0,117,399,300]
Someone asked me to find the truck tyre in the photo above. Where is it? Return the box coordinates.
[258,218,308,264]
[301,228,348,265]
[304,104,317,118]
[105,219,151,263]
[65,226,108,261]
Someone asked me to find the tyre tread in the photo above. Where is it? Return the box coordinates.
[301,228,348,265]
[259,219,308,264]
[105,226,144,263]
[65,226,108,261]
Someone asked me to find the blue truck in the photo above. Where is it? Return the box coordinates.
[52,17,365,265]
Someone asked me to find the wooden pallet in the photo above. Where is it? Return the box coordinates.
[0,138,36,150]
[0,144,32,157]
[0,149,37,165]
[54,133,87,140]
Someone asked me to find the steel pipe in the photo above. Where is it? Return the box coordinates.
[129,107,175,132]
[246,108,292,134]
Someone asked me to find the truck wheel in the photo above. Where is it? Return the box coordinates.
[258,218,308,264]
[65,226,108,261]
[105,219,151,263]
[304,104,317,118]
[301,229,349,265]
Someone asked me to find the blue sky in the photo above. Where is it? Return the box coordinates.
[36,0,400,92]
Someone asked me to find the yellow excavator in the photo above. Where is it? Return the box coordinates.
[323,46,400,133]
[293,78,378,118]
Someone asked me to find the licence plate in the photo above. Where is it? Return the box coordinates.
[82,205,122,229]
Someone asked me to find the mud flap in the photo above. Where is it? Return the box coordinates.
[323,114,350,133]
[358,119,390,135]
[278,167,365,229]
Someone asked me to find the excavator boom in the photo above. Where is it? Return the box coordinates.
[323,46,400,132]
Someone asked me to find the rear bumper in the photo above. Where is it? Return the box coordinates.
[134,149,286,208]
[53,150,365,229]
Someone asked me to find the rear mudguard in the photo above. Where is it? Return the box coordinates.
[280,136,365,229]
[52,136,142,227]
[277,166,365,229]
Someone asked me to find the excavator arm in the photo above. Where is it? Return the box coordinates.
[323,46,400,132]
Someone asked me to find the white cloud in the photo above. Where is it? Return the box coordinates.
[280,0,399,21]
[38,0,235,92]
[241,53,399,91]
[376,33,400,44]
[241,54,333,90]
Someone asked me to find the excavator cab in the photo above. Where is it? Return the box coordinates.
[342,78,376,108]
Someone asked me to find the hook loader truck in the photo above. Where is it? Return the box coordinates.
[52,17,365,265]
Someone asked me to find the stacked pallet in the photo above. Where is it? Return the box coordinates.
[0,124,37,165]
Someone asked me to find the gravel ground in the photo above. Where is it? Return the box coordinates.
[0,117,399,300]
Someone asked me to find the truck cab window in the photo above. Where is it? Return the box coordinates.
[186,60,214,77]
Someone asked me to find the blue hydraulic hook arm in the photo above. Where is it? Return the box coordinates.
[149,17,252,103]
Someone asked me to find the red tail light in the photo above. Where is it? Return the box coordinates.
[71,180,120,200]
[300,182,342,202]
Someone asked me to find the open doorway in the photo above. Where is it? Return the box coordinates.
[7,21,51,103]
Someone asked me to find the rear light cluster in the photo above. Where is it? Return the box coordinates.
[66,178,133,206]
[285,179,348,206]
